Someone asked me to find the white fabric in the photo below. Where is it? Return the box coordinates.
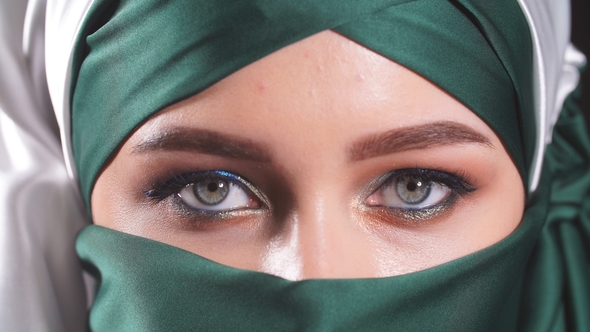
[0,1,88,331]
[45,0,94,184]
[0,0,584,330]
[517,0,587,192]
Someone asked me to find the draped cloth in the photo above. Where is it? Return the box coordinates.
[70,0,531,207]
[0,0,587,331]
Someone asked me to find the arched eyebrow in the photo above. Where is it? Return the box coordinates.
[349,121,494,162]
[132,127,272,162]
[133,121,492,163]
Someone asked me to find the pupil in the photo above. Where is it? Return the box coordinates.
[207,182,219,192]
[195,178,230,205]
[395,176,431,205]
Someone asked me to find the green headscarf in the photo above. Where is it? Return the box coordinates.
[71,0,533,208]
[72,0,590,330]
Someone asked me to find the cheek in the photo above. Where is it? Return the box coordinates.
[91,153,275,271]
[91,152,170,237]
[355,149,525,277]
[464,157,525,248]
[91,136,526,280]
[360,194,524,277]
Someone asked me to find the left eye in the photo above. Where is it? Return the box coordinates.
[176,173,261,212]
[366,170,471,210]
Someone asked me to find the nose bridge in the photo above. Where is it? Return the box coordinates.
[261,140,377,279]
[292,183,375,279]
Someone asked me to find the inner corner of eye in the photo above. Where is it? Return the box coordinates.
[247,196,262,209]
[365,192,381,206]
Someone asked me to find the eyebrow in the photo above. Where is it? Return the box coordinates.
[349,121,493,161]
[133,121,491,163]
[132,127,272,162]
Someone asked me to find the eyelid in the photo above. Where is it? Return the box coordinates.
[213,171,271,208]
[372,169,475,195]
[145,170,271,209]
[362,168,476,215]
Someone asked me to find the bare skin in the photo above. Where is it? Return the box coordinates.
[92,31,525,280]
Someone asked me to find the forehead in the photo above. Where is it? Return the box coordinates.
[129,31,500,161]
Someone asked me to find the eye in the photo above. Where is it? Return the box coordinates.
[146,171,263,213]
[178,176,260,211]
[371,174,450,209]
[365,169,475,212]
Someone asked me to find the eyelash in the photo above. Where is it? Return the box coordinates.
[366,169,476,222]
[145,170,263,203]
[378,169,475,197]
[145,168,475,221]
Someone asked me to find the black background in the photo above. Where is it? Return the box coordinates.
[572,0,590,125]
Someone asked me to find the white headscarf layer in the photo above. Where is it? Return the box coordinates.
[0,0,585,330]
[517,0,587,191]
[0,1,89,331]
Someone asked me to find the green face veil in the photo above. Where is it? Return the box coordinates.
[70,0,590,331]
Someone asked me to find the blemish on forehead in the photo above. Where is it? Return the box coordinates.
[356,73,365,82]
[256,82,268,94]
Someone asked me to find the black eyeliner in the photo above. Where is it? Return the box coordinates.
[364,168,477,222]
[380,169,476,197]
[145,170,269,207]
[144,172,199,202]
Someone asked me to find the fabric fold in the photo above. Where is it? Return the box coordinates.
[76,90,590,331]
[71,0,532,209]
[518,89,590,331]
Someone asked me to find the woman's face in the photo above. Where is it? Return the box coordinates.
[92,31,525,280]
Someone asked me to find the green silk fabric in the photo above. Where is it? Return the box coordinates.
[71,0,590,330]
[71,0,533,208]
[77,94,590,331]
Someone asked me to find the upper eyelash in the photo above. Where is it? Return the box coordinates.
[379,168,476,197]
[145,171,243,202]
[145,170,269,208]
[144,172,197,202]
[366,169,477,222]
[146,168,475,214]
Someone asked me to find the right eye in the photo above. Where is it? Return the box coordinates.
[177,175,260,211]
[146,171,263,213]
[374,173,452,209]
[364,169,476,221]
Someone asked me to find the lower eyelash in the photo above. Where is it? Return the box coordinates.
[145,170,268,210]
[386,193,460,222]
[143,171,257,223]
[369,168,476,223]
[169,194,250,220]
[146,168,473,224]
